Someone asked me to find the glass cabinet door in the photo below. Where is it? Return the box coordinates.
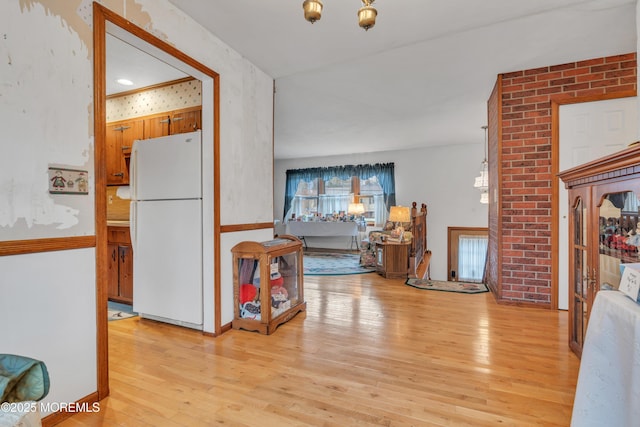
[270,252,301,319]
[571,194,589,353]
[568,187,640,357]
[598,190,640,290]
[237,257,261,320]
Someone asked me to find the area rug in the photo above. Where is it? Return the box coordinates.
[108,301,137,321]
[303,252,376,276]
[405,278,489,294]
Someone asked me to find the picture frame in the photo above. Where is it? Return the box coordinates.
[48,167,89,195]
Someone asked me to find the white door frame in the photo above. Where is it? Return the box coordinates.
[551,91,636,310]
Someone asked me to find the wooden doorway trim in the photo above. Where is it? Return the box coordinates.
[550,90,636,310]
[447,227,488,282]
[93,3,221,399]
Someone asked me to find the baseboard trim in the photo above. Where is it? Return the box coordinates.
[41,391,100,427]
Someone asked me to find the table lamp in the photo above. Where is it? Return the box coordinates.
[348,203,365,217]
[388,205,410,233]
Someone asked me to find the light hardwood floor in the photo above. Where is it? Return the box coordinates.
[58,274,579,426]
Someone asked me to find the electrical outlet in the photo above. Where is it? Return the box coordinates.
[108,195,113,204]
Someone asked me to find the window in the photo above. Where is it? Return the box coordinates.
[283,163,395,226]
[447,227,488,283]
[356,177,385,226]
[457,235,488,282]
[319,176,353,217]
[291,179,318,218]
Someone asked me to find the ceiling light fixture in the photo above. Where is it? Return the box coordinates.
[116,78,133,86]
[473,125,489,204]
[302,0,322,24]
[302,0,378,31]
[358,0,377,31]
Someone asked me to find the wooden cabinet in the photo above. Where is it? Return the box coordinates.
[106,120,143,185]
[559,145,640,358]
[143,114,170,139]
[170,108,201,135]
[231,235,306,335]
[376,241,410,279]
[107,226,133,304]
[106,108,201,185]
[142,108,201,139]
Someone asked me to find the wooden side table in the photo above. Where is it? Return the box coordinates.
[375,241,410,279]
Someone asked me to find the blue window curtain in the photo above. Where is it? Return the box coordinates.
[357,163,396,212]
[282,163,395,221]
[283,167,322,220]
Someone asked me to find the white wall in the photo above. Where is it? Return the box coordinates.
[0,2,94,239]
[219,63,274,226]
[1,0,274,411]
[0,249,96,416]
[274,143,489,280]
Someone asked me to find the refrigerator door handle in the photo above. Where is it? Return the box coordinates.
[129,201,137,253]
[130,144,137,200]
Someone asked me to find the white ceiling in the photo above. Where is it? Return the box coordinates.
[109,0,638,159]
[106,33,188,96]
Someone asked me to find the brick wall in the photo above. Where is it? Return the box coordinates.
[496,53,636,305]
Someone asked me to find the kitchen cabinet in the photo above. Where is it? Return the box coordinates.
[106,119,143,185]
[376,241,410,279]
[143,114,170,139]
[107,108,201,185]
[170,108,201,134]
[107,226,133,304]
[142,107,201,139]
[559,144,640,358]
[231,235,306,335]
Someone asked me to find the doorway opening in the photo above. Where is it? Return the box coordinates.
[448,227,488,283]
[94,3,220,399]
[554,94,637,311]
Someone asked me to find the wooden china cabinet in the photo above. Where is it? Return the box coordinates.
[559,144,640,358]
[231,235,306,335]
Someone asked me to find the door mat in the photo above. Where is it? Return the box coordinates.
[108,301,138,321]
[405,279,489,294]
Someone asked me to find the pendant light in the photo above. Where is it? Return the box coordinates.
[303,0,378,31]
[358,0,377,31]
[302,0,323,24]
[473,125,489,204]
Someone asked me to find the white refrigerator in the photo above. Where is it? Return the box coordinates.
[129,130,203,330]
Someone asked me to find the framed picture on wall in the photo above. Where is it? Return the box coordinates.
[48,167,89,195]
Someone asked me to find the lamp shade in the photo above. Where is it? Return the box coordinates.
[388,206,410,223]
[348,203,365,215]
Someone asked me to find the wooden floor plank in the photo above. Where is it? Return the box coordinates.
[56,273,579,426]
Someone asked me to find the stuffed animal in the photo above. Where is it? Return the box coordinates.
[271,285,289,309]
[239,283,258,305]
[240,301,261,320]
